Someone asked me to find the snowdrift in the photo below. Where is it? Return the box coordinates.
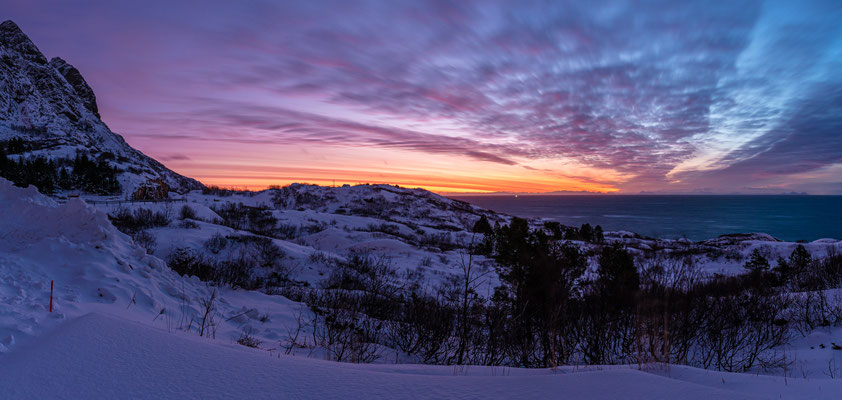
[0,312,768,400]
[0,178,302,353]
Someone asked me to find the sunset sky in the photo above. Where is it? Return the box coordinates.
[6,0,842,193]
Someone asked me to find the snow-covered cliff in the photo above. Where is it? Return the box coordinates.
[0,20,202,194]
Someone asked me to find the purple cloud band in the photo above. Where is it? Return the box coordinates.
[6,0,842,193]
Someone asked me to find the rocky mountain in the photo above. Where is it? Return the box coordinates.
[0,20,202,196]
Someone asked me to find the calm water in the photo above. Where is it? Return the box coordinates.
[450,195,842,242]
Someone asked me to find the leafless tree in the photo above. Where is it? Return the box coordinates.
[199,287,218,338]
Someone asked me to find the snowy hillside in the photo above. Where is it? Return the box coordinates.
[272,183,504,229]
[3,17,842,398]
[0,20,201,194]
[0,178,303,355]
[4,176,842,398]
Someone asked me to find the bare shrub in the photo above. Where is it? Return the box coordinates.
[203,233,228,254]
[309,290,383,363]
[419,232,459,252]
[132,230,157,254]
[247,207,277,236]
[237,327,262,348]
[179,220,199,229]
[276,223,299,240]
[179,204,197,220]
[255,238,285,268]
[167,248,216,281]
[690,285,789,372]
[281,307,311,355]
[212,203,248,230]
[199,288,219,338]
[786,291,842,336]
[110,207,170,234]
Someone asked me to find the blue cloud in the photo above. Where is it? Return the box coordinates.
[5,0,842,192]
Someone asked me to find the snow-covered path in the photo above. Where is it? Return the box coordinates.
[0,313,764,400]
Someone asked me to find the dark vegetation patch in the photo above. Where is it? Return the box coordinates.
[0,144,121,194]
[272,218,839,370]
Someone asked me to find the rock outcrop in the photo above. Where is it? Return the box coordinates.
[0,20,203,194]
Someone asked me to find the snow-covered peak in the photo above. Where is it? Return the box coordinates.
[0,20,45,63]
[0,20,202,195]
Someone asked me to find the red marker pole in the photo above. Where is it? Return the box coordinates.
[50,280,53,313]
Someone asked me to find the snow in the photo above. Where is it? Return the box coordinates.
[149,184,842,289]
[2,178,842,398]
[0,312,778,400]
[2,310,841,399]
[0,20,201,194]
[5,17,842,399]
[0,178,304,355]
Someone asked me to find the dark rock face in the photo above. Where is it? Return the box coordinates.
[0,19,204,194]
[0,20,47,64]
[49,57,100,118]
[0,20,85,131]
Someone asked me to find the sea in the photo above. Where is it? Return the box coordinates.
[449,195,842,242]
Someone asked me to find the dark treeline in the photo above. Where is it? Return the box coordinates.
[272,217,842,371]
[0,140,121,194]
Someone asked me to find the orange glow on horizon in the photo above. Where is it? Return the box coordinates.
[189,176,621,194]
[133,138,624,194]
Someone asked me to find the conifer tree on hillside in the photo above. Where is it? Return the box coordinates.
[745,248,770,272]
[472,215,493,235]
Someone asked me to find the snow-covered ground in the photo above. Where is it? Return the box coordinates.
[0,179,305,354]
[4,312,842,400]
[90,184,504,293]
[3,178,842,398]
[5,16,842,398]
[98,183,842,289]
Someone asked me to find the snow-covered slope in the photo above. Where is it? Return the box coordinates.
[0,178,301,354]
[165,184,502,291]
[3,17,842,398]
[603,231,842,275]
[4,177,842,399]
[0,20,202,194]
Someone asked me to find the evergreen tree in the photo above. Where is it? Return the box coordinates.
[789,244,812,272]
[595,244,639,301]
[0,150,121,195]
[745,249,770,272]
[490,218,587,366]
[579,223,594,242]
[593,225,605,243]
[472,215,493,235]
[542,221,564,240]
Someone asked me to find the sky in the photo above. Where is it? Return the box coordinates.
[6,0,842,193]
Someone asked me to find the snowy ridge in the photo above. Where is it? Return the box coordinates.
[0,20,202,194]
[272,183,505,230]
